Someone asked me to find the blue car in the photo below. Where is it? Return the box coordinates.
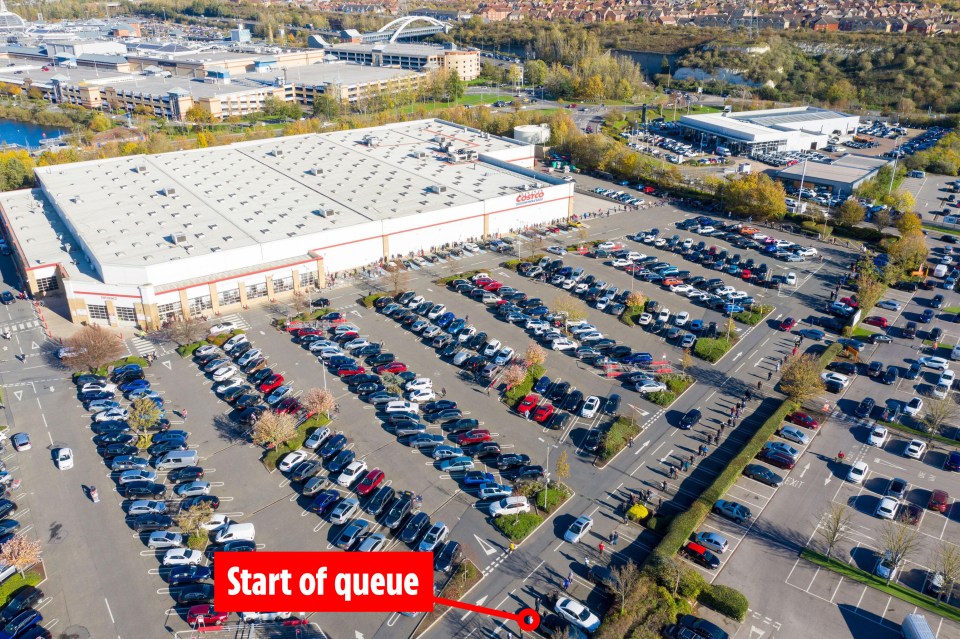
[920,309,934,323]
[533,376,551,394]
[308,489,340,515]
[119,378,151,393]
[436,312,456,328]
[690,320,704,332]
[0,609,42,639]
[463,471,495,487]
[127,388,162,401]
[168,564,213,585]
[319,434,348,458]
[624,352,653,365]
[527,306,549,317]
[724,304,744,314]
[448,319,466,334]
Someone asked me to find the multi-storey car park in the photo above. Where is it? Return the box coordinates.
[0,118,573,330]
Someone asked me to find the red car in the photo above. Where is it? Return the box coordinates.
[321,312,346,324]
[533,403,555,423]
[187,605,228,627]
[929,489,950,513]
[517,394,539,415]
[375,362,408,374]
[779,317,796,331]
[483,281,503,292]
[741,269,752,280]
[787,411,819,429]
[864,316,889,328]
[356,469,385,496]
[458,429,491,446]
[259,374,285,393]
[275,397,301,414]
[474,278,493,287]
[295,327,322,338]
[337,365,365,377]
[839,297,858,308]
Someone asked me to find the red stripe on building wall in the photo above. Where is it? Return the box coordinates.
[156,255,321,295]
[73,290,142,299]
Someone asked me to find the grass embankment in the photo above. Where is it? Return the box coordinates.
[693,337,733,363]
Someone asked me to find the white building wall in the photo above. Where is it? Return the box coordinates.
[383,202,482,257]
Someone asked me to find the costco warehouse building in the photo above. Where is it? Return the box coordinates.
[0,119,573,329]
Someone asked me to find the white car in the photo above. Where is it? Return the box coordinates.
[796,247,818,257]
[568,323,596,335]
[94,408,129,422]
[194,344,218,357]
[939,369,956,387]
[564,516,593,543]
[405,378,433,392]
[597,241,616,250]
[333,324,360,335]
[847,461,869,484]
[458,327,477,343]
[316,347,343,360]
[201,514,230,532]
[785,272,797,286]
[675,311,689,326]
[119,469,157,484]
[407,388,437,402]
[427,305,446,320]
[637,313,653,325]
[551,338,578,351]
[241,613,293,623]
[904,398,923,417]
[778,427,809,446]
[670,284,692,295]
[345,339,371,352]
[337,460,368,487]
[634,381,667,394]
[304,427,332,450]
[329,498,359,525]
[222,333,247,351]
[215,378,245,395]
[919,356,950,371]
[422,325,441,338]
[211,365,239,382]
[236,349,262,367]
[580,396,601,419]
[490,496,530,517]
[657,309,670,323]
[278,450,308,473]
[209,321,238,336]
[904,439,927,459]
[875,497,900,520]
[81,382,117,394]
[821,372,850,388]
[868,425,888,447]
[554,597,601,633]
[384,400,419,414]
[162,548,203,566]
[612,259,632,268]
[55,447,74,470]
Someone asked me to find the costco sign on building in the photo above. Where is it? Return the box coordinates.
[515,190,545,205]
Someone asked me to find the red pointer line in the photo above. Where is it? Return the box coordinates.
[433,597,539,632]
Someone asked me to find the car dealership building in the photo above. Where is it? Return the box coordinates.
[0,119,572,329]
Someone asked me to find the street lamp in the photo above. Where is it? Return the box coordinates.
[537,437,559,511]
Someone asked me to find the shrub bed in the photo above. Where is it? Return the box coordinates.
[733,305,774,326]
[187,532,209,550]
[504,364,545,407]
[262,414,331,471]
[0,570,42,608]
[493,512,543,541]
[274,308,333,329]
[360,293,390,308]
[699,584,750,622]
[80,355,152,378]
[436,270,479,285]
[647,390,676,406]
[501,254,544,271]
[619,304,644,327]
[176,340,208,357]
[534,481,571,513]
[600,415,641,461]
[207,329,244,347]
[693,337,733,363]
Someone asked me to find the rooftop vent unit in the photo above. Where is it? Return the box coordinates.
[162,187,179,198]
[427,184,447,194]
[410,151,428,159]
[135,165,148,174]
[363,135,380,147]
[272,149,284,157]
[315,208,338,218]
[171,231,188,245]
[308,167,324,176]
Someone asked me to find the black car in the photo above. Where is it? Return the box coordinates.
[932,294,945,309]
[496,453,531,470]
[583,429,603,452]
[434,540,464,573]
[905,361,922,380]
[312,297,331,309]
[101,444,139,459]
[743,463,784,487]
[829,361,858,376]
[855,397,876,419]
[867,361,883,378]
[249,368,274,384]
[347,374,380,388]
[561,390,583,412]
[680,409,702,430]
[174,583,215,605]
[180,495,220,511]
[549,382,570,402]
[123,481,166,499]
[871,333,893,344]
[383,491,415,530]
[222,540,256,552]
[442,418,479,434]
[74,374,107,387]
[147,441,187,457]
[399,512,430,545]
[167,565,213,586]
[882,366,898,385]
[94,432,135,446]
[362,485,395,517]
[0,292,14,305]
[170,466,205,483]
[236,405,266,424]
[112,369,145,384]
[513,465,545,480]
[290,460,322,483]
[328,449,356,473]
[319,434,348,458]
[545,412,569,431]
[468,441,502,459]
[234,394,261,409]
[0,586,42,625]
[604,394,621,415]
[81,390,115,402]
[132,513,174,532]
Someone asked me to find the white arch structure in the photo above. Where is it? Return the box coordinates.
[376,16,448,43]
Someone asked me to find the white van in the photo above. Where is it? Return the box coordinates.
[156,450,199,471]
[215,522,255,544]
[951,345,960,361]
[934,264,948,278]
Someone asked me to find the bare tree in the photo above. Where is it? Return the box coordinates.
[252,411,298,450]
[779,354,826,404]
[501,364,528,390]
[128,397,162,448]
[175,502,215,549]
[555,450,570,483]
[0,536,41,576]
[289,291,313,315]
[922,394,959,439]
[680,349,694,377]
[932,541,960,603]
[383,264,409,295]
[879,520,920,583]
[302,387,335,418]
[523,342,547,368]
[872,209,892,234]
[577,227,589,244]
[380,372,404,396]
[610,561,641,613]
[61,325,125,372]
[551,294,588,323]
[159,316,210,346]
[817,502,852,558]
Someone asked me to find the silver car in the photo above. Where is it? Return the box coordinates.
[147,531,184,549]
[356,533,387,552]
[329,498,359,525]
[119,469,157,485]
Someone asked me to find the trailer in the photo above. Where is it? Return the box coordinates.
[901,614,934,639]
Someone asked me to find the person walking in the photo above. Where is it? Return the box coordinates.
[628,436,633,448]
[776,361,781,372]
[598,542,605,555]
[767,370,772,381]
[757,380,762,391]
[181,408,188,421]
[441,387,447,398]
[584,556,591,570]
[562,578,571,591]
[611,531,619,545]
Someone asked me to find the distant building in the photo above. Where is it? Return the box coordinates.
[324,42,480,80]
[777,154,888,198]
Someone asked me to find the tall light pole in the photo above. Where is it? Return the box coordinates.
[537,437,559,510]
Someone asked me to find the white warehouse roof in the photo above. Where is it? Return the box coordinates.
[680,106,857,143]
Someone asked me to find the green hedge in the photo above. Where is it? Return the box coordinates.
[501,254,544,271]
[733,305,774,326]
[437,270,480,285]
[360,293,390,309]
[80,355,151,378]
[647,374,694,406]
[535,481,571,513]
[187,532,209,550]
[176,340,208,357]
[600,415,641,460]
[693,337,733,363]
[699,584,750,622]
[504,364,546,406]
[493,512,543,541]
[262,414,331,471]
[0,571,41,608]
[619,304,643,327]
